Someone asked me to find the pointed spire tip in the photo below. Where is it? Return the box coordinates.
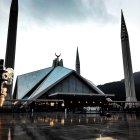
[77,46,79,51]
[121,9,124,17]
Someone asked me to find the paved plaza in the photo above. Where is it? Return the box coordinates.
[0,112,140,140]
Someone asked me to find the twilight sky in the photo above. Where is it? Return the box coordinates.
[0,0,140,86]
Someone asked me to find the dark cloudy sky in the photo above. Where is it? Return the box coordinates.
[0,0,140,85]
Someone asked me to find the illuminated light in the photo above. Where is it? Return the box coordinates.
[61,119,65,125]
[79,119,81,123]
[86,101,88,103]
[8,128,11,140]
[61,102,64,107]
[100,102,102,104]
[78,101,80,103]
[0,87,8,107]
[3,68,14,78]
[96,136,115,140]
[0,95,5,107]
[71,101,72,103]
[2,68,14,85]
[50,120,54,127]
[50,102,55,106]
[1,87,7,96]
[93,101,95,104]
[70,119,73,123]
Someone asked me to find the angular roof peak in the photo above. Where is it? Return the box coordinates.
[28,66,73,99]
[15,67,54,99]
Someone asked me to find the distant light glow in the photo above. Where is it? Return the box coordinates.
[96,135,116,140]
[0,95,5,107]
[61,119,65,125]
[50,102,55,106]
[61,102,64,107]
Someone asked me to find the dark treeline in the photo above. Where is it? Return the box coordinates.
[98,72,140,101]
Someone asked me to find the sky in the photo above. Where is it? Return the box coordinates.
[0,0,140,86]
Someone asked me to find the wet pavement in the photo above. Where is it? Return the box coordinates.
[0,112,140,140]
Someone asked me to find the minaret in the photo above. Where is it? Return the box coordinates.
[5,0,18,99]
[121,10,137,106]
[5,0,18,69]
[75,47,80,74]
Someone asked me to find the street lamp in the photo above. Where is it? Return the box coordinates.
[0,59,14,107]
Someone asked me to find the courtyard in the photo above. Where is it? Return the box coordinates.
[0,112,140,140]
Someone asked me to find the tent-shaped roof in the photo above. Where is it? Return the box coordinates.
[28,66,73,99]
[14,67,53,99]
[14,66,110,100]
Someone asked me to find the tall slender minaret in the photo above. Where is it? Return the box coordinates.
[5,0,18,69]
[5,0,18,99]
[75,47,80,75]
[121,10,137,105]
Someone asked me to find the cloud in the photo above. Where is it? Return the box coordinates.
[0,0,11,57]
[0,0,10,19]
[19,0,117,24]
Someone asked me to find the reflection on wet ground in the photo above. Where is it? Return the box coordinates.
[0,112,140,140]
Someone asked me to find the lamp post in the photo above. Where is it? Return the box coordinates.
[0,59,14,107]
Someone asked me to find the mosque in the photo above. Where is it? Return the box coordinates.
[13,48,112,111]
[1,0,138,111]
[0,0,113,112]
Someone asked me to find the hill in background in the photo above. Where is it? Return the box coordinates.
[97,72,140,101]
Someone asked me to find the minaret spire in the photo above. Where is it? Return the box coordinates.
[5,0,18,69]
[75,47,80,75]
[120,10,137,107]
[121,10,128,40]
[4,0,18,99]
